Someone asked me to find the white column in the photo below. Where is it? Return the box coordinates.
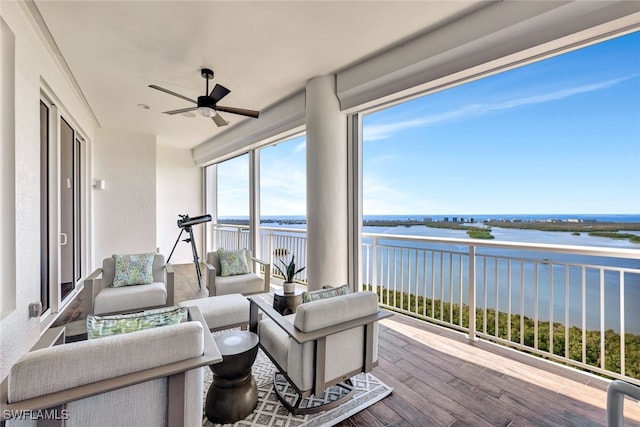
[249,150,261,259]
[305,75,348,290]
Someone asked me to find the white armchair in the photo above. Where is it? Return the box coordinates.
[205,249,270,297]
[84,253,174,315]
[249,291,392,414]
[1,306,221,427]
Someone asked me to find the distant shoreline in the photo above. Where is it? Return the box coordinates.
[219,217,640,230]
[218,216,640,244]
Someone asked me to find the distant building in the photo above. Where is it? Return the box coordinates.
[422,217,433,223]
[453,217,458,222]
[444,217,449,222]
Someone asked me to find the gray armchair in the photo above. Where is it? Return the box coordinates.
[205,249,270,297]
[249,291,392,414]
[84,253,174,315]
[1,306,221,427]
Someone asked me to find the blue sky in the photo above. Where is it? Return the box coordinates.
[217,31,640,217]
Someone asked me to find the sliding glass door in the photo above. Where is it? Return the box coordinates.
[40,98,86,314]
[59,118,82,300]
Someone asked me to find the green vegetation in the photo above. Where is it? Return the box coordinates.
[589,231,640,244]
[363,219,424,227]
[483,221,640,232]
[366,286,640,380]
[467,229,494,239]
[274,254,305,282]
[424,221,495,239]
[481,221,640,244]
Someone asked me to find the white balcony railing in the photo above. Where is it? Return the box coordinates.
[211,224,308,283]
[211,223,640,384]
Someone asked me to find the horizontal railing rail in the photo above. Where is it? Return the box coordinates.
[211,223,640,384]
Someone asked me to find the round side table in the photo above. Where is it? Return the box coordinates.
[273,288,303,315]
[205,330,259,424]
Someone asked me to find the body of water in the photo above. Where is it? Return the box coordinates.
[225,214,640,334]
[360,220,639,335]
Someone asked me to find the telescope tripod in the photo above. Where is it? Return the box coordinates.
[167,225,202,289]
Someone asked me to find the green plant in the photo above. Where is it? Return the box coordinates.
[275,254,305,282]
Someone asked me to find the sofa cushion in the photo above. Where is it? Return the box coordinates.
[87,306,187,339]
[9,321,204,402]
[178,294,249,331]
[301,284,350,303]
[214,273,264,296]
[218,249,250,276]
[94,282,167,315]
[112,253,155,287]
[294,291,379,333]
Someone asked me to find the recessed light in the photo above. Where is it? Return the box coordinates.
[137,103,150,110]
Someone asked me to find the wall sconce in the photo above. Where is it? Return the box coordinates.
[93,179,105,190]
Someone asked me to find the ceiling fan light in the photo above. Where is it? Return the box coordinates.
[197,106,215,117]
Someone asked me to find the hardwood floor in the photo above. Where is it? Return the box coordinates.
[55,263,640,426]
[340,314,640,427]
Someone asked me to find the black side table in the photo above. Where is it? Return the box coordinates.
[206,331,259,424]
[273,288,303,315]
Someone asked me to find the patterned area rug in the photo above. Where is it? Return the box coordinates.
[202,349,393,427]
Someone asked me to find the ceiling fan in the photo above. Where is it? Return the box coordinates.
[148,68,260,127]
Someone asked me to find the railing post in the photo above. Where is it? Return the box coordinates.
[371,237,378,294]
[268,229,274,268]
[468,245,477,342]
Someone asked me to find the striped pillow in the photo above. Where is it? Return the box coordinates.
[301,284,350,303]
[87,306,187,339]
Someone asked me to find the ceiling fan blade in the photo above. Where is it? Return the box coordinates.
[210,84,231,103]
[212,114,229,127]
[163,107,197,115]
[216,106,260,118]
[149,85,197,104]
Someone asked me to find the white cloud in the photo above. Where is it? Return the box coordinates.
[363,76,634,142]
[293,141,306,153]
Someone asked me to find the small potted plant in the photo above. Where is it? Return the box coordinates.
[275,254,305,294]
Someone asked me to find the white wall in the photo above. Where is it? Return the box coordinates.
[92,129,157,264]
[0,2,95,380]
[1,15,16,320]
[156,146,202,264]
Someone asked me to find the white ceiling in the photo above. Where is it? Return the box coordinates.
[34,0,487,149]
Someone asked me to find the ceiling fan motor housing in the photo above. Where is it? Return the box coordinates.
[198,95,216,109]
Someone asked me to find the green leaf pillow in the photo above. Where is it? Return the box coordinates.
[112,253,155,287]
[218,249,250,277]
[301,284,350,303]
[87,306,188,339]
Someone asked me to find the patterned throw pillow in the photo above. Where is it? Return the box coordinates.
[112,253,155,287]
[86,306,188,339]
[218,249,250,277]
[301,284,351,303]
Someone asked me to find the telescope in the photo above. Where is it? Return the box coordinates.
[168,213,212,289]
[177,214,212,229]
